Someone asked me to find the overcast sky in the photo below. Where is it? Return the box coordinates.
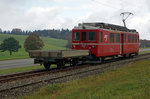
[0,0,150,39]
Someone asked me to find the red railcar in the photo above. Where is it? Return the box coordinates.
[72,23,139,60]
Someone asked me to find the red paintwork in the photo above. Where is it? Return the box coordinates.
[72,29,139,57]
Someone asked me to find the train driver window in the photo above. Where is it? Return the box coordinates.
[82,32,86,41]
[88,31,96,41]
[73,32,80,41]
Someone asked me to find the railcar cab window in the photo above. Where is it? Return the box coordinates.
[88,31,96,41]
[73,32,80,41]
[110,33,114,43]
[82,32,86,41]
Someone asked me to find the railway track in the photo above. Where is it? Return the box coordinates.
[1,53,150,99]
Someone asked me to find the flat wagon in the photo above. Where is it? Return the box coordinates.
[29,50,89,69]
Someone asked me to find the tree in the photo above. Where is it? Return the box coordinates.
[24,32,44,52]
[0,37,21,55]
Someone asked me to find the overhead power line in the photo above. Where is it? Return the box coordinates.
[91,0,120,10]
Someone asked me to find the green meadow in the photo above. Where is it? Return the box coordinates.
[0,34,67,60]
[20,59,150,99]
[0,33,150,61]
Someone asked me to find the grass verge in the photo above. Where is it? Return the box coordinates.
[140,47,150,49]
[20,59,150,99]
[139,50,150,54]
[0,65,43,75]
[0,64,57,75]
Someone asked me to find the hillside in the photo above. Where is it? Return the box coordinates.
[0,34,67,60]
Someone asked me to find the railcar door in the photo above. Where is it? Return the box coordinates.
[121,34,125,54]
[81,31,87,49]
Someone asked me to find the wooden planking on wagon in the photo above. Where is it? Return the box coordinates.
[29,50,89,58]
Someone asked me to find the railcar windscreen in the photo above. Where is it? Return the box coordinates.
[73,32,80,41]
[88,31,96,41]
[82,32,86,41]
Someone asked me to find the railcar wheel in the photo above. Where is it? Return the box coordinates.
[57,60,65,69]
[71,58,78,66]
[124,53,130,58]
[44,63,51,70]
[99,57,104,63]
[135,52,139,56]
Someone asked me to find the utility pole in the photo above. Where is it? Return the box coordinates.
[120,12,133,28]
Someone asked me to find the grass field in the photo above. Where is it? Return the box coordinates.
[0,34,67,60]
[20,59,150,99]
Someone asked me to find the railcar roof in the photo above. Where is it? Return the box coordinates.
[73,22,138,33]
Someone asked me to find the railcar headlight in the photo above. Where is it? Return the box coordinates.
[73,45,76,48]
[92,45,95,49]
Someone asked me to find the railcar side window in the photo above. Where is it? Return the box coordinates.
[82,32,86,41]
[88,31,96,41]
[116,34,120,43]
[73,32,80,41]
[124,34,126,43]
[110,33,114,43]
[131,35,134,42]
[99,32,102,43]
[135,35,137,42]
[128,35,131,43]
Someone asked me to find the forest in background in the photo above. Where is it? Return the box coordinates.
[0,28,150,48]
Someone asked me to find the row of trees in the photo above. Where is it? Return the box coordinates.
[139,39,150,48]
[1,29,71,40]
[0,32,44,55]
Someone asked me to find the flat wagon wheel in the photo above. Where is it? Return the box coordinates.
[72,58,78,66]
[44,62,51,70]
[57,60,65,69]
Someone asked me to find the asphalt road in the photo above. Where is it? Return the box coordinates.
[0,48,150,69]
[0,59,35,69]
[139,48,150,52]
